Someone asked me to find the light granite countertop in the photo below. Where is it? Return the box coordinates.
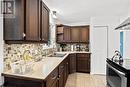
[2,51,91,80]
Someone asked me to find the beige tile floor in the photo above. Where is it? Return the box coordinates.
[65,73,106,87]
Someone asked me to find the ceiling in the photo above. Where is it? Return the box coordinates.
[43,0,130,25]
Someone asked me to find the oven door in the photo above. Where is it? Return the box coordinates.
[107,63,127,87]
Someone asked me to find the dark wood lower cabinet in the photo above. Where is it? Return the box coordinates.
[58,61,65,87]
[63,58,69,86]
[58,71,64,87]
[46,68,58,87]
[69,54,76,74]
[3,53,90,87]
[77,58,90,72]
[51,78,59,87]
[76,53,90,73]
[4,76,44,87]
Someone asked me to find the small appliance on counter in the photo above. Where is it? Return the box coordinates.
[76,44,81,51]
[60,44,67,51]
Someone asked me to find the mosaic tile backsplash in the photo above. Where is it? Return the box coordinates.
[4,44,56,71]
[57,43,90,52]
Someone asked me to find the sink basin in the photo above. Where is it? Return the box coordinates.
[48,53,66,57]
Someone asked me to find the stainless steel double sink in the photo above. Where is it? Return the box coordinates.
[47,53,66,57]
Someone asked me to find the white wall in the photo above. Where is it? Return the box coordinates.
[42,11,57,49]
[119,0,130,23]
[122,22,130,59]
[90,17,120,74]
[0,0,4,85]
[49,11,56,46]
[43,0,56,46]
[119,3,130,59]
[123,31,130,59]
[42,0,57,48]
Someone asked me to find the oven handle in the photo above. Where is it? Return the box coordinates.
[107,63,126,76]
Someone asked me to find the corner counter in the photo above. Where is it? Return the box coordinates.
[2,51,91,80]
[2,51,91,87]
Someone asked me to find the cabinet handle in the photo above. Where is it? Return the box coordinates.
[59,75,61,78]
[52,75,57,80]
[23,33,26,38]
[67,63,68,65]
[60,66,64,69]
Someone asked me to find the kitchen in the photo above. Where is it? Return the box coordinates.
[0,0,130,87]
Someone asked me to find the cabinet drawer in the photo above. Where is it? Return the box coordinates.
[77,53,90,58]
[46,68,58,87]
[69,53,76,58]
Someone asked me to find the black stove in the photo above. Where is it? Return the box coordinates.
[106,58,130,87]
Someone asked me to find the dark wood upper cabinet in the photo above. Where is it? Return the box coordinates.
[4,0,24,41]
[80,26,89,43]
[56,25,89,43]
[56,25,71,43]
[26,0,40,41]
[56,26,64,43]
[4,0,50,43]
[63,26,71,42]
[71,27,80,42]
[41,2,50,42]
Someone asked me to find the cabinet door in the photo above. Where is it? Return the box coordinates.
[64,59,69,85]
[77,58,88,72]
[76,53,90,73]
[58,72,64,87]
[41,2,49,42]
[46,68,58,87]
[80,26,89,43]
[69,54,76,74]
[63,26,71,42]
[58,61,65,87]
[56,27,64,43]
[64,63,67,86]
[4,0,24,40]
[51,79,59,87]
[66,59,69,79]
[71,27,80,42]
[26,0,40,41]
